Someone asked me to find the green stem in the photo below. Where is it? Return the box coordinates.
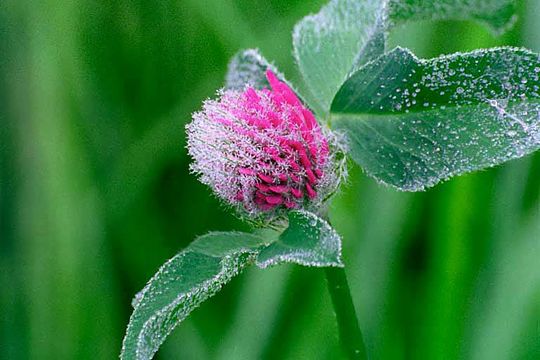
[325,266,368,360]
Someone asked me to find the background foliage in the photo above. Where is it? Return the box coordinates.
[1,0,538,359]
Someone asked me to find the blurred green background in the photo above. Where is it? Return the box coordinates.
[1,0,538,359]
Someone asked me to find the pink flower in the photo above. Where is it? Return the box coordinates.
[187,70,342,220]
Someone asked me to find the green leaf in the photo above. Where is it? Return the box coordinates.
[121,232,267,360]
[331,47,540,191]
[121,215,345,359]
[293,0,386,112]
[257,210,343,268]
[292,0,517,114]
[388,0,517,35]
[225,49,277,90]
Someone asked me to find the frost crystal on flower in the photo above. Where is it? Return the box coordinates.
[186,70,343,220]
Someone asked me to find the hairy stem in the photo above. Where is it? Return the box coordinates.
[325,266,367,360]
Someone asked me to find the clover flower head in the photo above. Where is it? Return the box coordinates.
[186,70,343,221]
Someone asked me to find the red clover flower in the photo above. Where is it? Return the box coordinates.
[186,70,344,221]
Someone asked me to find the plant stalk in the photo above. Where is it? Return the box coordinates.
[324,266,367,360]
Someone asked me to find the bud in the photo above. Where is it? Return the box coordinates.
[186,70,344,221]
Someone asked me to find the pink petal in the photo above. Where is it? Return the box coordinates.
[285,200,297,209]
[291,188,303,199]
[238,168,255,176]
[305,183,317,199]
[305,168,317,185]
[255,183,270,192]
[268,185,288,193]
[257,173,274,183]
[265,195,283,205]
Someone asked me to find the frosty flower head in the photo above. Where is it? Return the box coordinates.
[186,70,344,221]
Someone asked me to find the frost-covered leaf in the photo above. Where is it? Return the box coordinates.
[292,0,517,114]
[331,47,540,191]
[225,49,283,90]
[293,0,387,112]
[257,210,343,268]
[121,232,266,360]
[122,219,343,359]
[389,0,517,35]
